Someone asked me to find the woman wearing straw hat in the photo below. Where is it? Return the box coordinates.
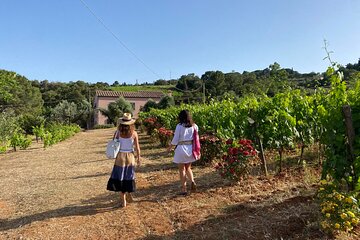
[107,113,141,207]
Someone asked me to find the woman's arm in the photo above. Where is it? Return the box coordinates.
[168,124,180,152]
[133,131,141,166]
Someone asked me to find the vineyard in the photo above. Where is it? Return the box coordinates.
[1,65,360,239]
[1,0,360,238]
[139,66,360,235]
[0,128,334,239]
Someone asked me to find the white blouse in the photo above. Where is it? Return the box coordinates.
[117,137,134,152]
[171,124,199,164]
[114,130,134,152]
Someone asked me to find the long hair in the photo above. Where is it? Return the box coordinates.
[178,109,194,128]
[118,124,135,137]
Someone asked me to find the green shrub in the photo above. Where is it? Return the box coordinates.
[93,124,114,129]
[42,123,81,148]
[0,141,9,153]
[32,124,45,142]
[198,133,223,165]
[20,114,45,135]
[10,132,32,151]
[43,131,53,148]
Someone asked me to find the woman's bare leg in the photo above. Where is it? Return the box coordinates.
[120,192,127,207]
[185,163,196,191]
[126,193,134,202]
[185,163,194,183]
[178,164,187,192]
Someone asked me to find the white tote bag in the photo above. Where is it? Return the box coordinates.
[106,140,120,159]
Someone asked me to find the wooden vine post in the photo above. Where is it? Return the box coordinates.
[248,113,268,177]
[342,105,356,191]
[257,136,268,177]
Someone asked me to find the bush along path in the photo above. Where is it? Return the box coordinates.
[0,128,342,239]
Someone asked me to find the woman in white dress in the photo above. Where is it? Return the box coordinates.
[167,110,198,195]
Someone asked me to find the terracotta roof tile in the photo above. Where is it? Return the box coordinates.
[95,90,164,98]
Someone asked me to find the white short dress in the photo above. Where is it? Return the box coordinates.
[171,123,199,164]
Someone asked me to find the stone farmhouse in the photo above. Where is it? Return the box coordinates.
[93,90,164,125]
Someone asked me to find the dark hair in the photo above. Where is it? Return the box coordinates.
[118,124,135,137]
[178,110,193,128]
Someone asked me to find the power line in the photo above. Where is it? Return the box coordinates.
[78,0,163,79]
[172,84,203,93]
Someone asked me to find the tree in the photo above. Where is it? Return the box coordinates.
[345,58,360,71]
[224,72,243,96]
[66,81,89,104]
[112,81,120,87]
[154,79,169,85]
[20,114,45,135]
[269,62,281,72]
[98,97,133,125]
[202,71,226,98]
[0,70,43,114]
[36,80,66,108]
[176,74,202,91]
[168,79,178,85]
[0,70,16,102]
[50,100,78,124]
[157,96,175,109]
[74,100,93,129]
[0,111,19,152]
[266,62,290,96]
[46,99,92,128]
[93,82,110,89]
[176,74,202,102]
[142,99,158,112]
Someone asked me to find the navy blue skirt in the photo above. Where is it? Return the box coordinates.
[107,152,136,193]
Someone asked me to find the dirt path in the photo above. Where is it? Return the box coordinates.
[0,129,329,239]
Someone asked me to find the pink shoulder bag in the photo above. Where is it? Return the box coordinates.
[192,127,201,160]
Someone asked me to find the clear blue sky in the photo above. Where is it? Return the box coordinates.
[1,0,359,84]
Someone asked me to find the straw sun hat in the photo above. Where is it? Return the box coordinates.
[118,113,136,125]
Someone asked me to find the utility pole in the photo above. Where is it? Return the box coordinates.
[202,80,206,104]
[87,89,91,130]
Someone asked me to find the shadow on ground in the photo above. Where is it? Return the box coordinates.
[134,170,232,202]
[70,172,109,179]
[0,193,117,232]
[141,195,329,240]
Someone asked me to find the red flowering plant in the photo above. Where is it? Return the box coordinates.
[156,127,174,147]
[198,133,223,165]
[143,117,157,135]
[215,139,257,181]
